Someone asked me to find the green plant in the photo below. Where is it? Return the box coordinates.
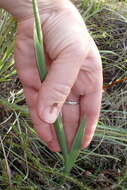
[32,0,86,176]
[0,10,16,82]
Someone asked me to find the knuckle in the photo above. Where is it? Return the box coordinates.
[43,81,70,102]
[91,56,102,73]
[52,84,70,102]
[54,83,70,96]
[67,40,89,59]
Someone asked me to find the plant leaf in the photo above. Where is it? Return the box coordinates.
[34,27,47,81]
[32,0,68,167]
[64,119,86,174]
[54,116,68,161]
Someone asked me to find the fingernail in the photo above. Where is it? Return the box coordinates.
[43,106,59,124]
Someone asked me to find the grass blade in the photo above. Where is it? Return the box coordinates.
[64,119,86,174]
[32,0,68,162]
[54,116,68,161]
[34,27,47,80]
[32,0,42,43]
[33,0,47,81]
[32,0,86,175]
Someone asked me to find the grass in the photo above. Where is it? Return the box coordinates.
[33,0,87,176]
[0,0,127,189]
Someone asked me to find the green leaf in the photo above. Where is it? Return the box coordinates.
[32,0,43,43]
[34,27,47,81]
[54,116,68,161]
[32,0,68,169]
[32,0,86,176]
[64,119,86,174]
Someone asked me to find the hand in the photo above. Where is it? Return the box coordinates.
[13,0,103,152]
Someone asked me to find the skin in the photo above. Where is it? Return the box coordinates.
[0,0,103,152]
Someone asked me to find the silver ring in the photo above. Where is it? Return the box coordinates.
[65,100,79,105]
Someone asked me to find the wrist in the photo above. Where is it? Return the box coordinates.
[0,0,70,22]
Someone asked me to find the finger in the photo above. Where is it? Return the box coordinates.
[62,93,80,151]
[15,23,53,143]
[37,51,85,124]
[80,90,102,148]
[23,87,53,143]
[47,125,60,152]
[48,92,80,152]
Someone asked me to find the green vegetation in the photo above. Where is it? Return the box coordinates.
[33,0,86,176]
[0,0,127,189]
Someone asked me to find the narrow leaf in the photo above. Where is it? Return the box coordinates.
[34,27,47,81]
[64,119,86,174]
[32,0,42,43]
[54,116,68,161]
[32,0,68,166]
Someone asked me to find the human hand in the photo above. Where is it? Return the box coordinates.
[9,0,102,151]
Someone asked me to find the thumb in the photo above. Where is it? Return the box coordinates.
[37,53,82,124]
